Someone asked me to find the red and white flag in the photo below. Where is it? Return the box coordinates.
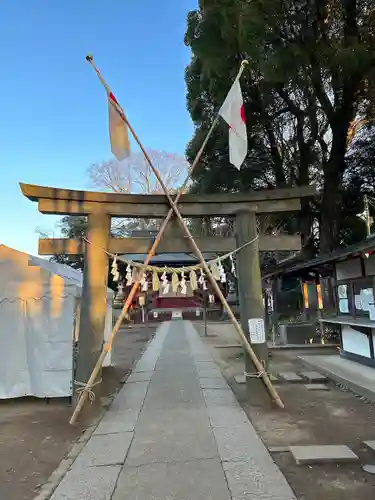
[108,91,130,161]
[219,79,247,169]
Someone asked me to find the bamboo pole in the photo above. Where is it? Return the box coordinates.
[69,58,237,424]
[69,56,283,425]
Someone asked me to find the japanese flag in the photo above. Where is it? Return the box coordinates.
[219,79,247,169]
[108,91,130,161]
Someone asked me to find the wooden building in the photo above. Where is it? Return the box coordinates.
[264,236,375,367]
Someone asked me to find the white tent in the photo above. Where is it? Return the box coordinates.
[0,245,114,399]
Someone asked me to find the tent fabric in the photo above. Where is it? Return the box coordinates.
[0,245,114,399]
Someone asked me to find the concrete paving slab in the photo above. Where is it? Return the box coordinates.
[195,360,219,369]
[110,381,149,412]
[362,464,375,474]
[196,368,222,378]
[143,385,203,410]
[278,372,303,383]
[94,409,140,435]
[200,377,230,389]
[132,323,169,372]
[223,460,297,500]
[112,459,231,500]
[133,360,158,372]
[289,445,359,465]
[364,440,375,452]
[207,405,250,428]
[202,388,239,407]
[304,383,329,391]
[73,432,133,467]
[126,371,154,383]
[193,354,213,362]
[300,370,327,383]
[212,425,267,462]
[125,419,218,466]
[50,464,121,500]
[135,408,210,431]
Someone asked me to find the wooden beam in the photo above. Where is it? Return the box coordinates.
[20,182,317,204]
[38,234,301,256]
[37,197,301,217]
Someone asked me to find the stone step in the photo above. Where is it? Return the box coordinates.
[364,440,375,452]
[289,445,359,465]
[304,384,329,391]
[278,372,303,383]
[299,371,327,383]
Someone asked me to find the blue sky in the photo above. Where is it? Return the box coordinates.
[0,0,196,255]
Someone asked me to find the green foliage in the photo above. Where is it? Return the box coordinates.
[185,0,375,253]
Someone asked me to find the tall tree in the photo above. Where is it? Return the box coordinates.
[185,0,375,253]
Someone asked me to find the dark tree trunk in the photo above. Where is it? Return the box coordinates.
[320,124,348,253]
[297,124,314,258]
[320,168,342,253]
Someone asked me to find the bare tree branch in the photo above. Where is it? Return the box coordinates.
[88,149,189,195]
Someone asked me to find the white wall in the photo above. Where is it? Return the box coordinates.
[336,258,362,280]
[365,254,375,276]
[342,325,371,358]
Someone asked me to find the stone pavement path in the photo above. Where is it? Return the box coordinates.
[50,321,297,500]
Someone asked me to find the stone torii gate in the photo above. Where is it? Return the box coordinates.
[21,182,315,395]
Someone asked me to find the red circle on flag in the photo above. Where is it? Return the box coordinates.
[241,105,246,124]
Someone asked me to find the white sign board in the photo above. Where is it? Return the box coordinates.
[248,318,265,344]
[153,311,158,318]
[196,309,201,316]
[172,310,182,319]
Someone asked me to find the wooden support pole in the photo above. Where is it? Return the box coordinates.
[235,210,269,406]
[69,55,284,425]
[74,211,110,390]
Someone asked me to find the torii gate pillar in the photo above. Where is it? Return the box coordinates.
[235,210,269,406]
[75,211,111,389]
